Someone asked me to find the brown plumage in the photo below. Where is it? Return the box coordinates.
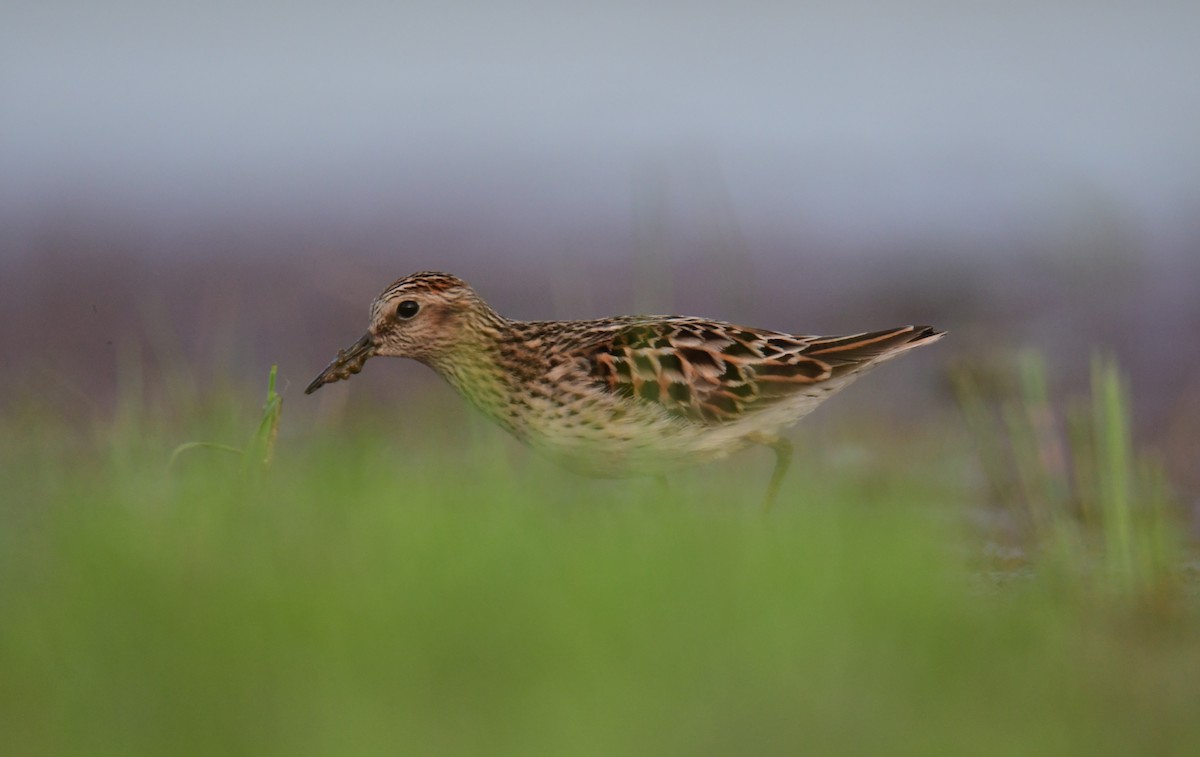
[306,272,945,507]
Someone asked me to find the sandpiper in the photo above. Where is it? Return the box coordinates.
[306,271,944,507]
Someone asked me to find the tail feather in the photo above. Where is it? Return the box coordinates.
[804,325,945,369]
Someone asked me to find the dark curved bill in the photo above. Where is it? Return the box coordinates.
[304,333,376,394]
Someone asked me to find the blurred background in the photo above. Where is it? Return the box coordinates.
[3,1,1198,488]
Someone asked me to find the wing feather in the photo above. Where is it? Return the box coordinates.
[583,320,943,425]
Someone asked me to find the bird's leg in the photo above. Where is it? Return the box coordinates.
[747,432,792,511]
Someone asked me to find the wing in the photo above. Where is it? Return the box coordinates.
[583,318,942,424]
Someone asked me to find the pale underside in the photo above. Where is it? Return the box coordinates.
[521,381,839,478]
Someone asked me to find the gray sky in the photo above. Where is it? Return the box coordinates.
[3,1,1199,255]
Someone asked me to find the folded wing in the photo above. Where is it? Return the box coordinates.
[585,319,942,424]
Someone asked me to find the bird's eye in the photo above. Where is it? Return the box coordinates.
[396,300,420,319]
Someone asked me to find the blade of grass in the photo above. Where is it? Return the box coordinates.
[1092,356,1135,593]
[245,364,282,473]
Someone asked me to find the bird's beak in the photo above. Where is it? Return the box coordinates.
[305,333,376,394]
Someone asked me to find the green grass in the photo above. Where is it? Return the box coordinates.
[2,363,1198,756]
[954,353,1183,598]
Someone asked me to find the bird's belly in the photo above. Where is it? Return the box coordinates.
[504,388,829,478]
[519,412,758,479]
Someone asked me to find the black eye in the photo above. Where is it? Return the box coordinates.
[396,300,420,319]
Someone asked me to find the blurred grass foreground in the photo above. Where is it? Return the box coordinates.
[3,357,1199,756]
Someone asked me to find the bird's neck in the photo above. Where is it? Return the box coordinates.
[427,314,535,436]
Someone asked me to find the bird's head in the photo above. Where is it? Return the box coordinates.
[305,271,495,394]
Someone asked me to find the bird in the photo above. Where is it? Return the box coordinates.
[305,271,944,508]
